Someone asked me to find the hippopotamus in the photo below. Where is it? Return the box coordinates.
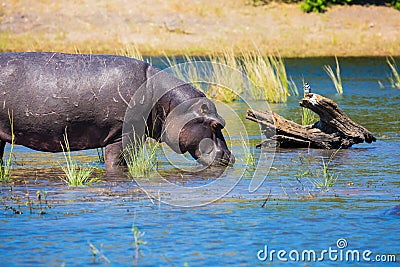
[0,52,234,173]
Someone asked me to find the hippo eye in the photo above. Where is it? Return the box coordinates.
[200,104,210,114]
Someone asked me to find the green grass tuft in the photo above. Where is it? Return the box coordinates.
[324,56,343,94]
[312,149,340,190]
[124,135,159,178]
[0,111,14,183]
[165,49,293,103]
[296,148,341,191]
[60,133,96,186]
[301,107,318,126]
[206,49,243,103]
[387,56,400,89]
[132,216,146,266]
[301,84,319,126]
[240,135,257,174]
[164,54,204,90]
[165,50,243,103]
[241,50,291,103]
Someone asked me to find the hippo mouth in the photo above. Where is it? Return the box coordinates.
[194,138,235,167]
[197,152,235,167]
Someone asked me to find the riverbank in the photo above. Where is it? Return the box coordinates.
[0,0,399,57]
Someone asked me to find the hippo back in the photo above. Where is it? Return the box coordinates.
[0,52,154,151]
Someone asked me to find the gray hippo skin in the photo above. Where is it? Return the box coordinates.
[0,52,234,173]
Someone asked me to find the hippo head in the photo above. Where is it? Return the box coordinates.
[161,97,235,167]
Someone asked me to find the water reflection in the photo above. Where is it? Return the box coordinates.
[1,57,399,266]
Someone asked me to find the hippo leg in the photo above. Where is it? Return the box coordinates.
[105,141,123,173]
[0,140,5,165]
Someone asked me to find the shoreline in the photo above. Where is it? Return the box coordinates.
[1,1,399,57]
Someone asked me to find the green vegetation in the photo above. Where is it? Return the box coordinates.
[252,0,400,12]
[289,77,300,97]
[124,134,159,178]
[35,190,51,215]
[60,133,97,186]
[240,135,257,174]
[393,0,400,10]
[301,83,319,125]
[301,0,351,13]
[165,49,293,103]
[387,56,400,89]
[5,187,52,215]
[324,56,343,94]
[312,149,340,190]
[132,219,146,266]
[301,107,318,126]
[241,50,291,103]
[0,112,15,183]
[296,148,341,191]
[165,50,243,103]
[300,0,400,13]
[207,49,243,103]
[295,153,314,179]
[164,54,203,89]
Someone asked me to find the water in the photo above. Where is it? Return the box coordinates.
[1,57,399,266]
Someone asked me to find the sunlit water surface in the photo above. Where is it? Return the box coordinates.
[1,57,399,266]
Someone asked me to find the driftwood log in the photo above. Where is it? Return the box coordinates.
[246,93,376,149]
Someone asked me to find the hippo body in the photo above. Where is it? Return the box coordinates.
[0,52,233,172]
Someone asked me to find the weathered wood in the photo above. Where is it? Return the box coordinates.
[246,93,376,149]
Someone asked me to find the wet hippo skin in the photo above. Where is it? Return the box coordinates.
[0,52,234,173]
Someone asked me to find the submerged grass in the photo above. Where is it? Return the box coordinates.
[241,50,291,103]
[89,242,111,265]
[240,135,257,173]
[60,133,96,186]
[312,149,341,190]
[132,213,146,266]
[0,112,14,183]
[296,148,341,191]
[387,56,400,89]
[124,135,159,178]
[324,56,343,94]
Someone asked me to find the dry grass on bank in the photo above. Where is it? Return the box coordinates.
[0,0,399,57]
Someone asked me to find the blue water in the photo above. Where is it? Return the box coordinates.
[1,57,399,266]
